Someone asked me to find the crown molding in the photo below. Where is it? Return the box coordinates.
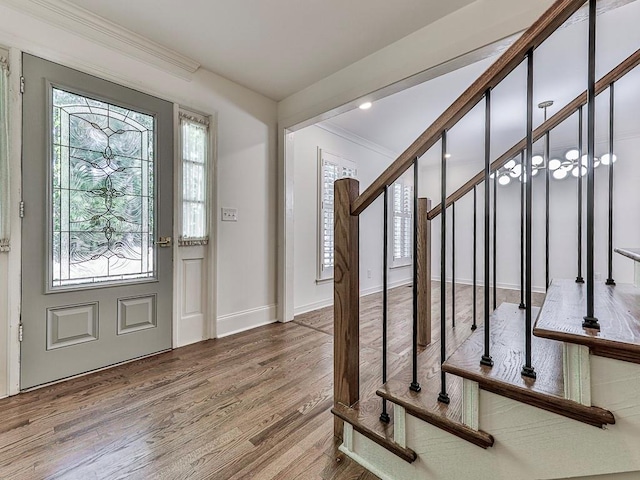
[316,121,399,160]
[0,0,200,77]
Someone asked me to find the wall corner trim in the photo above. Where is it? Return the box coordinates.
[315,122,399,160]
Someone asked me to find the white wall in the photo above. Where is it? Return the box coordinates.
[420,135,640,292]
[278,0,559,321]
[292,125,411,314]
[0,4,277,397]
[292,123,640,315]
[278,0,556,129]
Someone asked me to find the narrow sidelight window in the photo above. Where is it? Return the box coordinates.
[179,110,210,246]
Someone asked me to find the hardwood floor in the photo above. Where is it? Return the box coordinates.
[0,282,528,479]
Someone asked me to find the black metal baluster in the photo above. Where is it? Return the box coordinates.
[411,159,422,391]
[576,107,585,284]
[472,185,478,330]
[439,132,450,404]
[380,186,390,423]
[605,83,616,286]
[583,0,600,330]
[542,102,552,290]
[452,202,456,328]
[522,49,536,379]
[481,90,493,368]
[493,173,497,311]
[519,151,526,309]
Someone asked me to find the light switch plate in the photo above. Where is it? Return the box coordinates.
[222,208,238,222]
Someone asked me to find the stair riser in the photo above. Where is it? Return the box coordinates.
[345,355,640,480]
[563,343,591,405]
[463,379,480,430]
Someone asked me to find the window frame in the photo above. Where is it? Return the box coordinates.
[389,173,413,269]
[317,148,357,281]
[178,109,211,247]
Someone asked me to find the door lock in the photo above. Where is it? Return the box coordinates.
[155,236,172,248]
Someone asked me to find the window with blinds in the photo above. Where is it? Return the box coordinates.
[391,179,413,267]
[318,149,357,280]
[179,110,211,246]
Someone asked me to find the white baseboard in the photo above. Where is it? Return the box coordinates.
[294,276,544,318]
[432,276,546,294]
[294,298,334,316]
[360,278,412,297]
[293,278,412,316]
[217,304,278,338]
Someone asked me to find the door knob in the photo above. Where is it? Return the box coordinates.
[155,236,172,248]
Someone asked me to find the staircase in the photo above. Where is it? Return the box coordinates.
[330,0,640,478]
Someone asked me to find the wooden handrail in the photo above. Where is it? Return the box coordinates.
[351,0,586,217]
[426,46,640,220]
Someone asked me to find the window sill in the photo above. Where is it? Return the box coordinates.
[390,263,411,270]
[316,277,334,285]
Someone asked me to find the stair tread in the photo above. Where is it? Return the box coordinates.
[331,401,417,463]
[533,279,640,363]
[615,247,640,263]
[444,303,561,396]
[377,373,494,448]
[443,303,615,427]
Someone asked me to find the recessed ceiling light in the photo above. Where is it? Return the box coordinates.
[359,102,372,110]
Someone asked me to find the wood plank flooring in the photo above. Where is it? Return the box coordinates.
[0,282,526,479]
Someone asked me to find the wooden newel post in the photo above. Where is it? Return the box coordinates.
[333,178,360,439]
[417,198,432,346]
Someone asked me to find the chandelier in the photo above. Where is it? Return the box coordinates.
[493,150,617,185]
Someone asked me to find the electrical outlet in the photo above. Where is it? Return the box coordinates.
[222,208,238,222]
[367,269,372,279]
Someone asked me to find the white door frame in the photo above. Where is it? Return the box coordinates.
[6,47,23,395]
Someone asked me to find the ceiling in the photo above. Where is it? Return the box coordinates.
[321,0,640,163]
[64,0,475,101]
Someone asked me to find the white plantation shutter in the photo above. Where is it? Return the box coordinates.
[318,150,357,279]
[391,179,412,266]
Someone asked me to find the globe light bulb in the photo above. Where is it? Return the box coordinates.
[565,149,580,161]
[548,159,561,171]
[581,154,600,167]
[553,169,568,180]
[498,175,511,186]
[572,166,587,177]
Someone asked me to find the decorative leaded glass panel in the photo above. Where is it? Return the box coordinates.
[51,87,155,288]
